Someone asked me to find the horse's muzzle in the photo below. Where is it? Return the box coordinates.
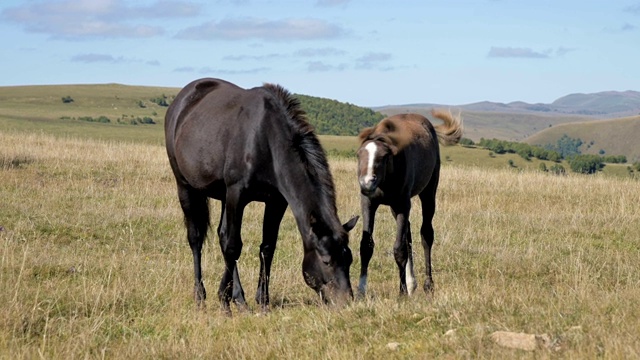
[359,176,379,195]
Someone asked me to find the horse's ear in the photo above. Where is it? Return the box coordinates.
[342,216,359,232]
[358,127,375,143]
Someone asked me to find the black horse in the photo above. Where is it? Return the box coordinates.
[356,111,462,297]
[165,78,358,313]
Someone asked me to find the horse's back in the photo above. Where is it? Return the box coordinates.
[165,78,272,191]
[383,114,440,197]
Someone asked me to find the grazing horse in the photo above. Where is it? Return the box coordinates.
[165,78,358,313]
[356,110,462,297]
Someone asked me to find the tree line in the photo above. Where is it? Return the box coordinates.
[296,94,385,136]
[473,135,629,175]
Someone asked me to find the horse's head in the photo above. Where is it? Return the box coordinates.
[303,215,359,305]
[356,138,397,196]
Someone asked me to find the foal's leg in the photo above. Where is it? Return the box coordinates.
[419,167,440,295]
[177,185,209,307]
[217,185,245,314]
[255,197,287,311]
[358,196,379,298]
[391,199,414,296]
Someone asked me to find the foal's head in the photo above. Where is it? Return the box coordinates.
[356,136,397,196]
[357,118,414,196]
[303,215,359,304]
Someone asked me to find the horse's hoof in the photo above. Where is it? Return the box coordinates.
[234,300,252,314]
[423,281,434,297]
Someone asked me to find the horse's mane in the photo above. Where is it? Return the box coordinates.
[263,83,338,214]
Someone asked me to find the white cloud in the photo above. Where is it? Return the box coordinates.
[307,61,347,72]
[487,46,578,59]
[71,53,127,63]
[355,52,392,69]
[222,54,281,61]
[488,47,550,58]
[624,3,640,15]
[175,17,346,41]
[294,47,347,57]
[1,0,199,39]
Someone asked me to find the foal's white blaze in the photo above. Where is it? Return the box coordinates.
[362,142,377,185]
[405,256,417,296]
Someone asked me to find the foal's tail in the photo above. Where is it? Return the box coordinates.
[431,109,463,146]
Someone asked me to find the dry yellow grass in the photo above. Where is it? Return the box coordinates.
[1,131,639,358]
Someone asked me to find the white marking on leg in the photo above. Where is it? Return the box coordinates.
[405,256,416,296]
[363,142,377,185]
[358,275,368,295]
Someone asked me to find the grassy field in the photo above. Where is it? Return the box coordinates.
[0,84,175,146]
[1,130,639,358]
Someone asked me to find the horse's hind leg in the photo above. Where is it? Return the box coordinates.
[419,168,440,295]
[216,205,248,311]
[177,185,210,307]
[217,185,246,314]
[391,199,415,296]
[255,197,287,311]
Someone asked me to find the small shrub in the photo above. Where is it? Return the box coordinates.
[549,164,566,175]
[539,163,548,172]
[150,95,169,107]
[459,138,475,146]
[567,154,604,174]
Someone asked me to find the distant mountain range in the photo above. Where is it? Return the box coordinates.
[374,90,640,161]
[378,90,640,118]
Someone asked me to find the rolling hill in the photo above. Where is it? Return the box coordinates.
[377,90,640,160]
[1,83,638,161]
[376,106,593,142]
[0,83,383,141]
[524,115,640,162]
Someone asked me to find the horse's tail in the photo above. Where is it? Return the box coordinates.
[431,109,463,146]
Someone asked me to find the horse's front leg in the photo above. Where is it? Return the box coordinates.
[391,200,416,296]
[255,198,287,312]
[358,196,379,298]
[217,186,246,315]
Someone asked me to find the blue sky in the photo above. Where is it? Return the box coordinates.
[1,0,639,107]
